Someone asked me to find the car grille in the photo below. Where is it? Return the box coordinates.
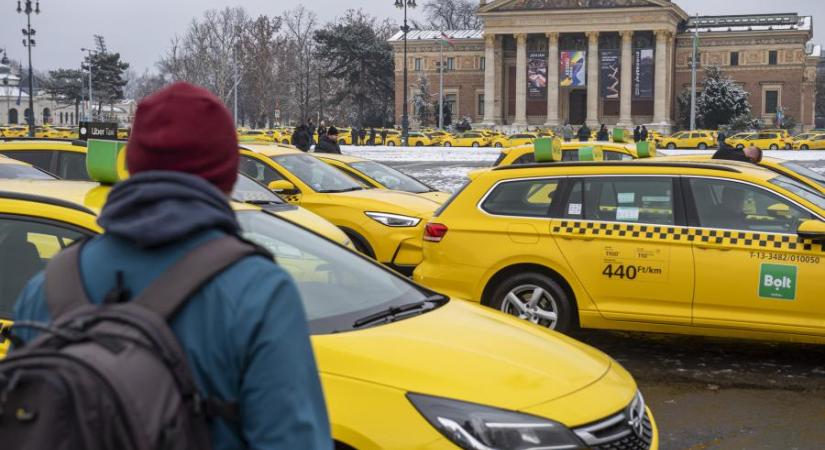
[573,392,653,450]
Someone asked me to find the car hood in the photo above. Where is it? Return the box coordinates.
[334,188,440,217]
[416,191,450,204]
[272,205,355,249]
[313,300,613,411]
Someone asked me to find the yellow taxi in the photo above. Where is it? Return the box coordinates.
[53,127,79,139]
[239,144,439,274]
[491,133,538,148]
[734,131,788,150]
[117,128,131,140]
[451,131,489,147]
[425,130,451,146]
[0,178,658,450]
[0,140,90,180]
[791,133,825,150]
[658,130,716,149]
[494,140,650,166]
[406,131,433,147]
[724,132,754,147]
[237,129,273,142]
[415,158,825,344]
[1,126,29,138]
[313,153,450,203]
[274,128,292,145]
[33,126,64,139]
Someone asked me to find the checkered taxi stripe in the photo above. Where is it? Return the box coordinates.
[551,221,825,253]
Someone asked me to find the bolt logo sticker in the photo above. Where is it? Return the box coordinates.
[758,264,797,301]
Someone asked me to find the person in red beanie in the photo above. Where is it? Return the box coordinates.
[12,82,333,449]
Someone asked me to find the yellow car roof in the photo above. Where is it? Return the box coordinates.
[313,153,364,164]
[0,140,87,152]
[241,143,303,156]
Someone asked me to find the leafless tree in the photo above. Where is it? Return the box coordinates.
[423,0,482,30]
[281,6,318,124]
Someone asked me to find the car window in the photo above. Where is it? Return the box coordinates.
[777,162,825,191]
[237,211,434,334]
[57,152,91,181]
[0,163,55,180]
[0,150,54,173]
[239,154,286,185]
[481,179,560,217]
[349,161,430,193]
[688,178,814,233]
[513,152,536,165]
[769,176,825,211]
[604,151,632,161]
[690,133,702,139]
[672,133,685,139]
[232,173,286,204]
[272,154,363,193]
[564,177,675,225]
[0,218,84,318]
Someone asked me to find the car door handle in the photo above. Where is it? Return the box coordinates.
[559,236,596,242]
[695,245,732,252]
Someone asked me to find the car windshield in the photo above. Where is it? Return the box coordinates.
[0,163,56,180]
[237,210,438,334]
[349,161,431,193]
[770,175,825,212]
[778,161,825,191]
[232,173,285,204]
[272,154,363,193]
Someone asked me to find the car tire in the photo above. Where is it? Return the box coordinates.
[770,144,779,150]
[737,144,744,150]
[387,141,395,146]
[698,143,707,150]
[472,142,480,148]
[666,143,676,149]
[415,142,423,147]
[489,272,575,333]
[443,142,451,147]
[801,144,809,150]
[338,139,346,145]
[495,142,503,148]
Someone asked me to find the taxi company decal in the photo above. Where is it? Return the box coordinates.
[758,264,797,301]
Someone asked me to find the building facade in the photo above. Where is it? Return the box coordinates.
[390,0,820,133]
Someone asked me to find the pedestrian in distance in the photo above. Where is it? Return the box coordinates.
[380,128,388,145]
[596,124,609,142]
[577,123,591,142]
[315,126,343,154]
[359,128,367,146]
[369,127,376,146]
[352,126,360,146]
[291,123,311,152]
[640,125,649,142]
[318,120,327,140]
[633,126,641,143]
[7,82,332,449]
[562,122,574,142]
[307,119,316,145]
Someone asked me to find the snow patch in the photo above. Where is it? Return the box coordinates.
[342,145,500,162]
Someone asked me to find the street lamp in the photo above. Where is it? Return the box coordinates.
[81,47,97,121]
[395,0,416,147]
[17,0,40,137]
[1,50,9,126]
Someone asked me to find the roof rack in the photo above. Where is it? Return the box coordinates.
[492,161,742,173]
[0,190,96,215]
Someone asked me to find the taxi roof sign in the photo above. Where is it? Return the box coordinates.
[578,145,604,161]
[87,139,128,184]
[636,141,656,158]
[534,137,562,163]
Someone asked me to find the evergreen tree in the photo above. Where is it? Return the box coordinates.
[413,76,432,126]
[42,69,85,123]
[87,35,130,120]
[677,66,752,130]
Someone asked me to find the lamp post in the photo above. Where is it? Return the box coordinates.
[1,50,9,126]
[395,0,416,147]
[17,0,40,137]
[81,47,96,122]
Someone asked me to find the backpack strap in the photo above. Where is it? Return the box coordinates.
[45,240,92,320]
[132,235,266,320]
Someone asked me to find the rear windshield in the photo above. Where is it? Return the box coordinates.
[0,164,55,180]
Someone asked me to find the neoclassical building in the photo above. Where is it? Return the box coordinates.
[390,0,820,132]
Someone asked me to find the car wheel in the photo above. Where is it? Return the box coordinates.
[340,228,375,259]
[698,143,707,150]
[388,141,395,146]
[443,142,451,147]
[801,144,809,150]
[489,273,575,333]
[495,142,503,148]
[338,139,346,145]
[737,144,744,150]
[472,142,480,148]
[666,143,676,149]
[770,144,779,150]
[282,140,289,145]
[415,142,423,147]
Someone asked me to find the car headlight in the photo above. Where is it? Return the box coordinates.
[408,393,583,450]
[365,211,421,227]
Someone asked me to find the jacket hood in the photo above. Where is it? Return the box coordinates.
[98,171,239,248]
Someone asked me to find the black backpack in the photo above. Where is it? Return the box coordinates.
[0,236,265,450]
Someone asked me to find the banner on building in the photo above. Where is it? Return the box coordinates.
[528,51,548,99]
[560,51,586,87]
[633,48,654,99]
[600,49,620,99]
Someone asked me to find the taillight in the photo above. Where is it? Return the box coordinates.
[424,223,448,242]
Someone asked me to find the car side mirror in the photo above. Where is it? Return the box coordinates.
[267,180,297,194]
[767,203,791,219]
[797,220,825,241]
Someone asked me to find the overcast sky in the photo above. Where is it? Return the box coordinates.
[1,1,823,74]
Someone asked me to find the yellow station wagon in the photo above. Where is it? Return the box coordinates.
[415,159,825,344]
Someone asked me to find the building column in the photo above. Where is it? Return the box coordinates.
[618,30,634,128]
[514,33,528,127]
[482,33,497,126]
[653,29,671,128]
[544,32,560,128]
[586,31,599,128]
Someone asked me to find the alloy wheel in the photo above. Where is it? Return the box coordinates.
[500,284,559,329]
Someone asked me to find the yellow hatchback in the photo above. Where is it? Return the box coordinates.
[658,131,715,149]
[314,153,450,203]
[0,180,658,450]
[451,131,489,147]
[415,159,825,344]
[734,131,788,150]
[492,133,538,148]
[792,133,825,150]
[239,144,439,274]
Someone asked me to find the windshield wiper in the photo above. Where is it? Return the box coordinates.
[352,295,448,329]
[242,199,284,205]
[319,187,363,193]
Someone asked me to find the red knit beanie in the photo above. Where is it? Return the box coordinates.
[126,82,238,193]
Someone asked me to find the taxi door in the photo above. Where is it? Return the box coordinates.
[551,176,694,324]
[811,135,825,150]
[685,177,825,334]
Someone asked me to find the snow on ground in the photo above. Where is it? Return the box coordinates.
[342,145,500,162]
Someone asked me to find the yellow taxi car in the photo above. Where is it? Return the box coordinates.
[117,128,131,140]
[238,129,273,142]
[792,133,825,150]
[33,126,64,139]
[239,144,439,274]
[724,132,754,146]
[0,140,90,180]
[53,127,79,139]
[733,131,788,150]
[1,126,29,138]
[451,131,489,147]
[406,131,433,147]
[658,130,716,149]
[426,130,451,146]
[415,159,825,344]
[491,133,538,148]
[494,141,648,166]
[0,179,658,450]
[314,153,450,203]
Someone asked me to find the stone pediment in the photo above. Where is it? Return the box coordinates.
[481,0,670,13]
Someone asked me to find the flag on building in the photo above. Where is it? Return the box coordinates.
[438,32,456,48]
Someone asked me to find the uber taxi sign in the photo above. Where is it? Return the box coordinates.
[759,264,797,301]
